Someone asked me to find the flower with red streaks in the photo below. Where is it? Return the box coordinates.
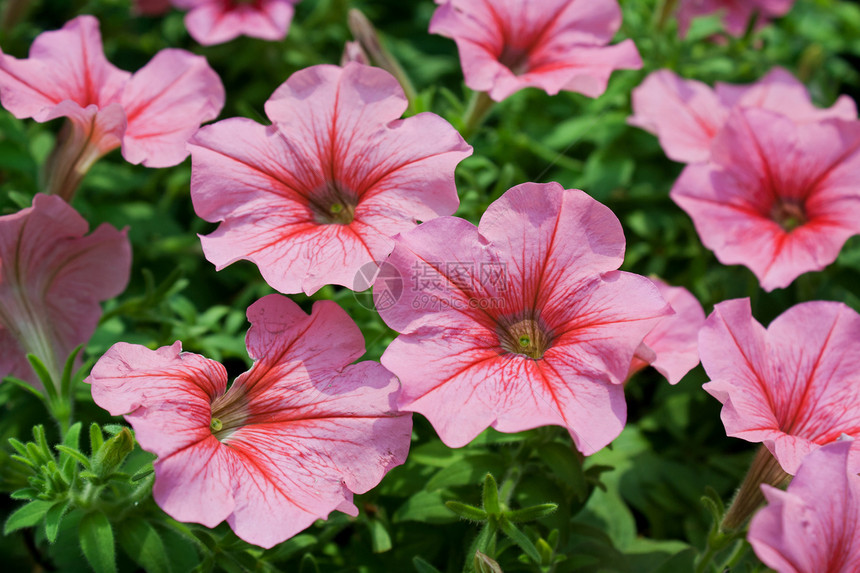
[749,440,860,573]
[677,0,794,37]
[429,0,642,102]
[0,194,130,389]
[629,68,856,164]
[0,15,224,199]
[86,294,411,548]
[189,63,472,295]
[172,0,302,45]
[628,278,705,385]
[670,107,860,290]
[376,182,670,454]
[699,298,860,474]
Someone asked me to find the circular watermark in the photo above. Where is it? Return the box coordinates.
[352,260,403,311]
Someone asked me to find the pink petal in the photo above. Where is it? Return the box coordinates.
[179,0,298,45]
[132,0,171,15]
[671,108,860,291]
[748,440,860,572]
[0,195,130,385]
[700,299,860,474]
[716,67,857,123]
[629,279,705,384]
[120,49,225,167]
[0,16,129,121]
[430,0,639,101]
[86,294,411,548]
[190,64,469,295]
[628,69,728,163]
[378,183,669,453]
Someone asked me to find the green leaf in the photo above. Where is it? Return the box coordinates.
[89,423,105,457]
[412,556,443,573]
[498,518,541,564]
[425,453,506,490]
[10,488,40,500]
[504,503,558,523]
[79,512,117,573]
[44,500,71,543]
[299,554,320,573]
[393,491,459,524]
[1,375,45,399]
[60,345,83,399]
[117,520,172,573]
[55,446,91,472]
[367,519,392,553]
[536,441,588,501]
[26,354,56,398]
[4,499,54,534]
[445,501,488,522]
[482,474,500,516]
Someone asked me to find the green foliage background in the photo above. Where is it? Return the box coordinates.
[1,0,859,571]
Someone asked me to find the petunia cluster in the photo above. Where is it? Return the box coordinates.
[631,68,860,291]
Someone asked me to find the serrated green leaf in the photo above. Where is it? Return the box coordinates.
[4,499,54,534]
[118,520,171,573]
[79,512,117,573]
[44,500,71,543]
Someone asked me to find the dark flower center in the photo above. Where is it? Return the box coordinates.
[770,199,806,232]
[497,314,554,360]
[209,388,250,442]
[308,181,358,225]
[498,45,530,76]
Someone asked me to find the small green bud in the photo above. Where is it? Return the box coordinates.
[92,427,134,478]
[474,551,503,573]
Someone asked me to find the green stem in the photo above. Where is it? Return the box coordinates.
[461,90,495,139]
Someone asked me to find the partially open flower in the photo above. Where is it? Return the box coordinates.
[0,194,130,389]
[748,440,860,572]
[87,294,412,548]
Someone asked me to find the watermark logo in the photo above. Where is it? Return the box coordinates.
[352,260,404,311]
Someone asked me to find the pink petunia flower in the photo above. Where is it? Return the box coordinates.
[748,440,860,573]
[677,0,795,37]
[429,0,642,102]
[86,294,412,548]
[0,194,130,389]
[172,0,301,45]
[670,107,860,290]
[0,15,225,200]
[189,63,472,295]
[628,68,857,164]
[628,278,705,385]
[699,298,860,475]
[375,182,670,454]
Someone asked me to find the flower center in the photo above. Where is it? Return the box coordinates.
[497,315,553,360]
[209,386,250,442]
[308,181,358,225]
[770,199,806,232]
[498,45,530,76]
